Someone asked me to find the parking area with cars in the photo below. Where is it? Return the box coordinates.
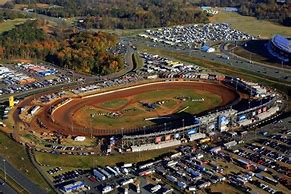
[139,23,256,49]
[46,116,291,194]
[0,63,72,97]
[42,118,289,194]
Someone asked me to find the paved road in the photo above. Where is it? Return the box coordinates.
[220,42,291,81]
[0,178,17,194]
[132,37,291,82]
[0,156,45,194]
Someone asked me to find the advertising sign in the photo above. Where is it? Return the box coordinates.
[238,115,246,121]
[174,133,180,139]
[155,136,161,143]
[9,96,14,108]
[187,128,197,135]
[165,135,172,141]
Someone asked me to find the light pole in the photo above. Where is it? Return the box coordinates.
[3,159,6,182]
[121,128,124,150]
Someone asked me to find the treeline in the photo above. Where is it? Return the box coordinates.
[11,0,209,29]
[47,32,123,74]
[0,20,123,75]
[199,0,291,26]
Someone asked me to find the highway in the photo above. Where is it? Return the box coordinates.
[220,42,291,81]
[0,156,45,194]
[133,37,291,82]
[0,178,17,194]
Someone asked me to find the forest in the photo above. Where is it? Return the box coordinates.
[0,20,123,75]
[9,0,209,29]
[199,0,291,26]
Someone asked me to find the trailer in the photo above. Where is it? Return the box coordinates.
[93,169,106,181]
[167,160,178,167]
[263,175,278,185]
[166,175,177,183]
[150,185,161,193]
[106,166,118,176]
[98,168,111,179]
[177,181,187,190]
[121,178,134,186]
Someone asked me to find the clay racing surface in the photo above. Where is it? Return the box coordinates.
[22,81,239,136]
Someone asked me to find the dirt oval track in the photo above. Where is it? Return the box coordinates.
[33,81,239,136]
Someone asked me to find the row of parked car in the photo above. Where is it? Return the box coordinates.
[140,23,256,48]
[53,169,87,184]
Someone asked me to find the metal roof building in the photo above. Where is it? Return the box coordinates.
[271,35,291,54]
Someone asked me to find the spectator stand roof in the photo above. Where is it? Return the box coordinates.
[271,34,291,54]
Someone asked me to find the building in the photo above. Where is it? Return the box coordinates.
[60,181,85,193]
[267,34,291,64]
[201,45,215,53]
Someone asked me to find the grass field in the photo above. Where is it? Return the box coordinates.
[97,28,149,37]
[227,41,291,70]
[35,146,178,168]
[211,11,291,38]
[74,88,222,129]
[0,19,27,34]
[0,132,54,193]
[101,99,129,109]
[132,52,144,69]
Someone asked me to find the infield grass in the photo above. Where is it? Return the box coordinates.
[101,99,129,109]
[74,88,222,129]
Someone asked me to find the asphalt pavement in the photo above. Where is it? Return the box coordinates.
[133,37,291,82]
[0,178,17,194]
[0,156,45,194]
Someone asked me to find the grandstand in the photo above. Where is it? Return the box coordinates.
[267,34,291,63]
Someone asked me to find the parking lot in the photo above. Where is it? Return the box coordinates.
[42,114,290,194]
[0,63,73,97]
[139,23,256,49]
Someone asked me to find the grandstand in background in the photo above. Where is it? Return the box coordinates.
[267,34,291,64]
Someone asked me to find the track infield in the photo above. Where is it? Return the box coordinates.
[29,80,239,136]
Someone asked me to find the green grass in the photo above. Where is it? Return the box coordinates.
[90,107,145,128]
[101,99,129,109]
[35,147,177,168]
[0,132,54,193]
[0,19,28,34]
[76,88,221,130]
[211,11,291,38]
[162,99,177,109]
[99,89,219,128]
[132,52,144,69]
[97,28,150,37]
